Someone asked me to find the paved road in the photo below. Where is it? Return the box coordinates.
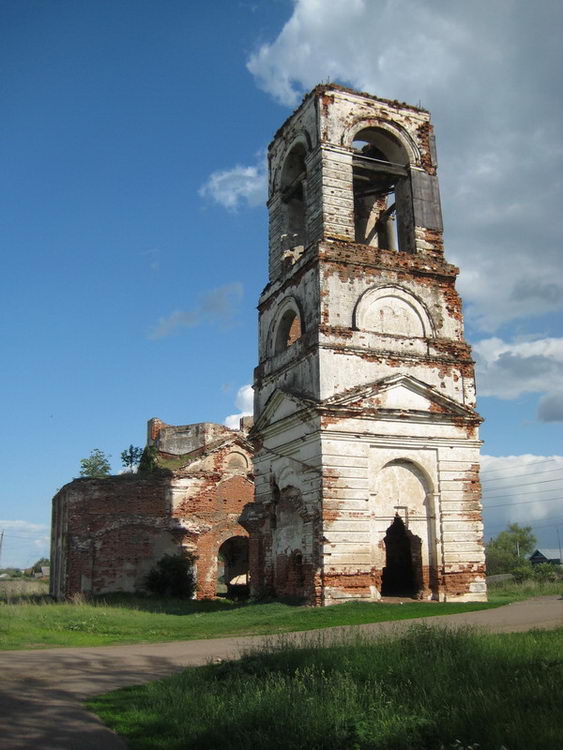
[0,596,561,750]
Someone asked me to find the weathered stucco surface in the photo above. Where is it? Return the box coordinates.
[50,421,254,600]
[247,84,486,604]
[51,84,486,607]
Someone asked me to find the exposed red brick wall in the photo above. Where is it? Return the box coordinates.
[51,437,255,601]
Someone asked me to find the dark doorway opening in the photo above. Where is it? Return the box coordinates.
[217,536,249,599]
[382,515,418,597]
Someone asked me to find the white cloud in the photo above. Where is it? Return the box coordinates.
[0,520,50,569]
[148,282,243,339]
[480,455,563,545]
[474,336,563,402]
[247,0,470,107]
[243,0,563,332]
[224,383,253,429]
[199,155,267,211]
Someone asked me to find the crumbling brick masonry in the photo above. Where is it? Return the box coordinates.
[50,420,254,600]
[244,84,487,604]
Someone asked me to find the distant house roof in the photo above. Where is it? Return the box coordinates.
[529,549,561,564]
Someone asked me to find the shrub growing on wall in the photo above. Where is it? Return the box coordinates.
[144,553,196,598]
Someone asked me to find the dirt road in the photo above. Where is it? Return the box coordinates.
[0,596,561,750]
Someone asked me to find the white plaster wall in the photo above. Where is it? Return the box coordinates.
[320,265,462,340]
[317,348,470,405]
[319,89,429,155]
[254,428,323,574]
[258,263,320,363]
[320,416,485,600]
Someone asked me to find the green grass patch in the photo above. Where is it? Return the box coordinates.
[0,595,490,650]
[486,577,562,602]
[1,580,559,651]
[89,626,563,750]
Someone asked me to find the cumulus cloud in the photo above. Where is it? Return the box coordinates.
[243,0,563,332]
[473,336,563,400]
[247,0,471,107]
[199,154,267,211]
[0,520,50,569]
[480,455,563,544]
[224,383,253,429]
[148,282,243,339]
[537,392,563,423]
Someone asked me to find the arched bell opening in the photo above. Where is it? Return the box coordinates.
[352,128,414,253]
[280,143,307,254]
[274,307,302,354]
[217,536,249,600]
[381,515,422,597]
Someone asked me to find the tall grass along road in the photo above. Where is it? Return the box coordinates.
[89,625,563,750]
[1,579,559,651]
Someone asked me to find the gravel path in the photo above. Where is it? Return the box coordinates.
[0,596,561,750]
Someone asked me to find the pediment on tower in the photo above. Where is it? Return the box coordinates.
[252,388,314,434]
[325,374,478,420]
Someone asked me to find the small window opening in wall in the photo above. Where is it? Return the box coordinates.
[352,131,411,252]
[274,308,302,354]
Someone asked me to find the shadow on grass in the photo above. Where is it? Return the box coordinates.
[0,591,312,616]
[96,593,313,616]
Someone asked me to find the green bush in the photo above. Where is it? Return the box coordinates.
[511,563,532,583]
[532,562,561,583]
[144,553,196,598]
[138,445,158,474]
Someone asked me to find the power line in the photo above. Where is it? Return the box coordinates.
[482,487,562,501]
[482,468,563,483]
[485,496,563,509]
[481,459,561,478]
[483,478,563,494]
[485,516,563,530]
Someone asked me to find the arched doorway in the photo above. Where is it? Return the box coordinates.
[372,459,437,598]
[381,515,420,597]
[217,536,249,599]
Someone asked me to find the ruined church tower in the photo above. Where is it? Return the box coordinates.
[243,85,486,604]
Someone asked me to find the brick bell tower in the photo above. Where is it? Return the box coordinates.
[243,85,486,605]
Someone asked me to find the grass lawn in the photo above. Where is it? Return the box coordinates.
[88,625,563,750]
[0,580,560,651]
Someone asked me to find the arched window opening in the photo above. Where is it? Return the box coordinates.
[280,144,307,257]
[381,515,422,598]
[225,452,249,472]
[216,536,249,599]
[352,129,413,253]
[274,307,302,354]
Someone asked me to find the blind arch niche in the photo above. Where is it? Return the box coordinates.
[353,285,433,338]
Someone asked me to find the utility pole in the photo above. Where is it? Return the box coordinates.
[557,527,562,567]
[0,529,4,569]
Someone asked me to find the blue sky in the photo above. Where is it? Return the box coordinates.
[1,0,562,567]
